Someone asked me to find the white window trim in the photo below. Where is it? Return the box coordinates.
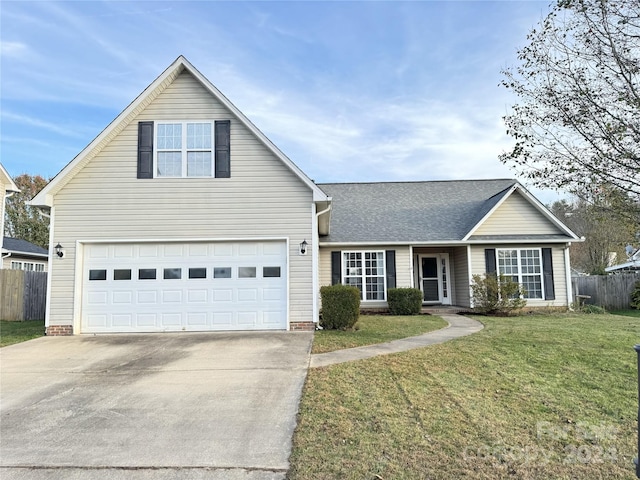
[496,248,544,299]
[11,261,46,272]
[154,121,214,178]
[342,250,386,302]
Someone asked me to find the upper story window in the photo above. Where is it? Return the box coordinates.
[137,120,230,180]
[156,122,213,177]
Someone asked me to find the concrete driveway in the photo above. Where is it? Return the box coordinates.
[0,331,313,480]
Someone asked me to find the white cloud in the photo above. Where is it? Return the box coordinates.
[1,111,84,138]
[0,41,29,57]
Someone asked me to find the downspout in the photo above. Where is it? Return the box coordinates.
[312,203,332,325]
[565,243,574,311]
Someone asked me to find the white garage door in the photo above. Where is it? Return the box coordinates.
[81,241,287,333]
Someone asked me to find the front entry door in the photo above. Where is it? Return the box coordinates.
[418,254,451,305]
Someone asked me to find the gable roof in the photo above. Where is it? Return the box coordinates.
[31,56,328,207]
[317,179,579,244]
[0,163,19,193]
[2,237,48,257]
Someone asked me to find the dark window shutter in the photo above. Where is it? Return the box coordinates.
[331,251,341,285]
[137,121,154,179]
[385,250,396,290]
[485,249,497,275]
[215,120,231,178]
[542,248,555,300]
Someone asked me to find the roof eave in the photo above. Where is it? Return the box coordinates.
[0,163,19,193]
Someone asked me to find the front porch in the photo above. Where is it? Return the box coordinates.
[412,246,471,308]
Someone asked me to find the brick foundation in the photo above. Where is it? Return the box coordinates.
[289,321,316,331]
[46,325,73,336]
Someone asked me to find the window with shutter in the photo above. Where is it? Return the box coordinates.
[137,120,231,178]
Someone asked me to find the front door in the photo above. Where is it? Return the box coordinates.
[418,254,451,305]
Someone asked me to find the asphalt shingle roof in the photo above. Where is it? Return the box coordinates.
[2,237,48,255]
[317,179,518,243]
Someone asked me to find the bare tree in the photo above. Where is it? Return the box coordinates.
[501,0,640,206]
[550,188,638,274]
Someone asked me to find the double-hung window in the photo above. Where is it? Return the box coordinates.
[156,122,213,177]
[497,248,543,299]
[343,251,386,301]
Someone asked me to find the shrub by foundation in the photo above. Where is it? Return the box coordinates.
[470,273,527,315]
[320,284,361,330]
[387,288,423,315]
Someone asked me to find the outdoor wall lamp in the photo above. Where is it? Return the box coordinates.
[299,239,308,255]
[55,243,64,258]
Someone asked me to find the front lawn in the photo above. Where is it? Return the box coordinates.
[312,314,448,354]
[611,309,640,318]
[0,319,45,347]
[289,313,639,479]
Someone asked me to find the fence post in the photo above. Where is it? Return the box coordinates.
[635,344,640,478]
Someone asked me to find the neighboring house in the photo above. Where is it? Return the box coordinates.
[31,56,580,336]
[1,162,20,241]
[2,237,48,271]
[605,245,640,272]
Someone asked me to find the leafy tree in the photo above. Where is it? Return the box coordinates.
[4,174,49,248]
[501,0,640,208]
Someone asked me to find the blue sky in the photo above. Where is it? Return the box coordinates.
[1,0,561,202]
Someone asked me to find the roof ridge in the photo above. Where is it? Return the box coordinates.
[317,178,515,186]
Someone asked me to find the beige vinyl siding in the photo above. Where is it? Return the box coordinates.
[48,71,314,329]
[318,246,411,308]
[469,244,569,307]
[474,191,563,236]
[452,247,470,307]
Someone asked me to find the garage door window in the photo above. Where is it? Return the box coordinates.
[239,267,256,278]
[89,269,107,281]
[114,269,131,280]
[214,267,232,278]
[139,269,157,280]
[164,268,182,279]
[263,267,281,278]
[189,268,207,279]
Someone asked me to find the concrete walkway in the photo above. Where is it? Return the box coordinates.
[310,314,484,368]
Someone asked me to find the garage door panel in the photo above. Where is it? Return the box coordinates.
[137,313,157,327]
[137,291,158,304]
[188,289,207,303]
[82,241,287,333]
[187,312,208,326]
[112,291,133,304]
[212,289,232,302]
[162,290,183,303]
[112,314,133,327]
[212,312,233,325]
[87,291,108,305]
[114,245,134,258]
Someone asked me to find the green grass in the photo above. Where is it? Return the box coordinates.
[0,319,45,347]
[313,314,448,354]
[289,313,639,479]
[611,309,640,318]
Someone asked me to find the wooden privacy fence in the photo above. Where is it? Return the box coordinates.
[572,272,640,310]
[0,270,47,321]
